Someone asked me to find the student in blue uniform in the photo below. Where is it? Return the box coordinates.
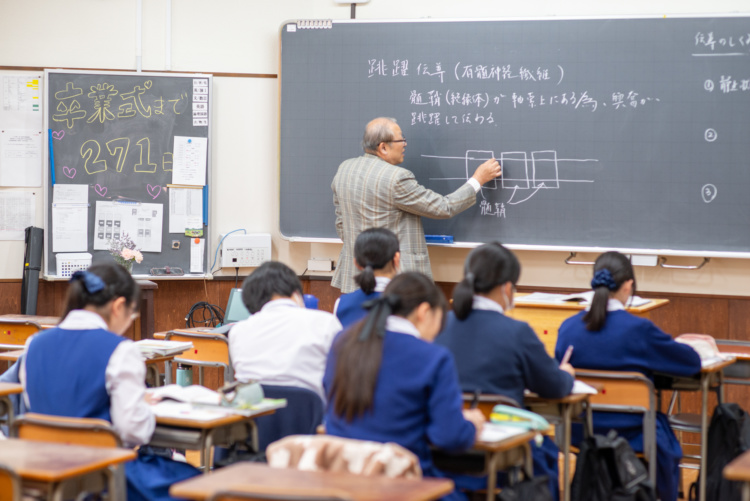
[435,242,575,500]
[333,227,400,329]
[20,263,199,500]
[555,251,701,501]
[324,272,485,501]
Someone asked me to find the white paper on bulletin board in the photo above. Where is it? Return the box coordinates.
[0,71,43,195]
[0,129,43,187]
[0,191,35,240]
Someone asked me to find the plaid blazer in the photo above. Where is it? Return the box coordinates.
[331,154,476,292]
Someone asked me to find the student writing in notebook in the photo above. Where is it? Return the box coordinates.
[324,272,485,501]
[435,242,574,500]
[555,251,701,501]
[333,227,400,329]
[20,263,199,496]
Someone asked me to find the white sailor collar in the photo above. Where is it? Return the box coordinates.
[385,315,420,338]
[58,309,110,331]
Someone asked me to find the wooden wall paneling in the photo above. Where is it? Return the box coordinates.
[301,277,339,314]
[728,299,750,341]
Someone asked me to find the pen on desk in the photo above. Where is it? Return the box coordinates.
[561,345,574,366]
[470,389,481,409]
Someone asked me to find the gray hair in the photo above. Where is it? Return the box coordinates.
[362,117,397,152]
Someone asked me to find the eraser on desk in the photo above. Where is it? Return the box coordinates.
[425,235,454,244]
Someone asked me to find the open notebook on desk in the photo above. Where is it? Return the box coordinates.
[675,334,735,368]
[135,340,193,358]
[148,384,287,420]
[517,291,651,307]
[479,423,529,443]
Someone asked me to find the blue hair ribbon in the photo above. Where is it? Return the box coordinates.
[70,270,106,294]
[591,268,618,291]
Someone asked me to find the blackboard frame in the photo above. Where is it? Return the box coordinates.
[43,69,212,279]
[279,14,750,259]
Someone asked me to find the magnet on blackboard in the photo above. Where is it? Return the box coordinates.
[172,240,181,250]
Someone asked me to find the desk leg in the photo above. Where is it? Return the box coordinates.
[198,429,209,472]
[1,396,14,437]
[562,404,572,501]
[146,364,160,387]
[247,419,259,453]
[699,374,709,501]
[743,482,750,501]
[486,452,498,501]
[49,482,63,501]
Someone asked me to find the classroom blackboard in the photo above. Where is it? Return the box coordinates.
[44,70,211,277]
[279,16,750,257]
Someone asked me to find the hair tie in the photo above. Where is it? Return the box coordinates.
[359,294,401,341]
[465,272,475,287]
[364,263,374,272]
[591,269,618,291]
[362,294,400,312]
[70,270,106,294]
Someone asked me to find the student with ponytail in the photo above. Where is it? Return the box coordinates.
[556,251,701,501]
[436,242,574,500]
[333,228,400,329]
[20,262,199,499]
[324,272,485,501]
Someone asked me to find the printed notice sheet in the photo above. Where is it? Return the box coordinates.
[0,129,42,187]
[190,238,205,273]
[172,136,207,186]
[0,191,35,240]
[169,187,203,233]
[93,201,163,252]
[52,184,88,251]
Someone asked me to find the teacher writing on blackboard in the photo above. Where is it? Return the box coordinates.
[331,117,502,293]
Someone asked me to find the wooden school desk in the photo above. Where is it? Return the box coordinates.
[0,438,135,501]
[525,392,595,501]
[170,461,455,501]
[474,429,538,501]
[717,340,750,385]
[149,404,282,471]
[723,448,750,501]
[0,314,59,330]
[508,294,670,356]
[0,382,22,433]
[657,357,736,501]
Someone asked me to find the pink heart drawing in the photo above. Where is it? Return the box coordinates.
[94,184,107,197]
[51,130,65,140]
[62,166,76,179]
[147,184,161,199]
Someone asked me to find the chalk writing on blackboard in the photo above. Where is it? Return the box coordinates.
[693,31,750,56]
[76,137,168,175]
[51,80,189,129]
[424,149,598,218]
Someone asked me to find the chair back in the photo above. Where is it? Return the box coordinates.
[256,385,324,452]
[0,463,21,501]
[165,329,233,382]
[0,320,41,350]
[209,491,352,501]
[13,412,122,448]
[575,369,657,486]
[461,392,520,420]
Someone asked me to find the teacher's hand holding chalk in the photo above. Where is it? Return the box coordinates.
[470,158,502,186]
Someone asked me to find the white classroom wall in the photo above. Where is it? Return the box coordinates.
[1,0,749,296]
